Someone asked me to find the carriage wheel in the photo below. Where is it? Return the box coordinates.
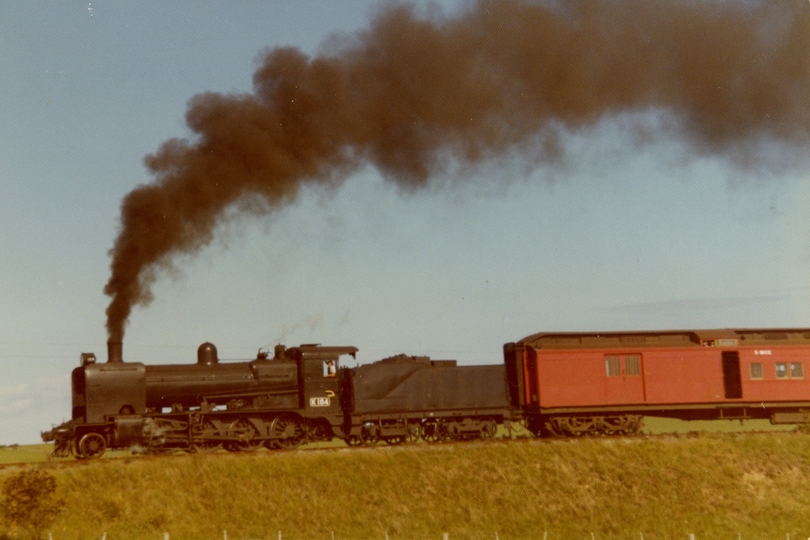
[78,433,106,459]
[566,416,593,436]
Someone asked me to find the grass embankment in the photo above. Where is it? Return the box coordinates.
[2,432,810,540]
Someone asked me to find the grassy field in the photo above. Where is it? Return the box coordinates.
[2,427,810,539]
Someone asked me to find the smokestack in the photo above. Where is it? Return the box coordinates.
[107,341,123,363]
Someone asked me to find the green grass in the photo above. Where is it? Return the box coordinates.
[2,431,810,539]
[642,415,795,434]
[0,445,57,465]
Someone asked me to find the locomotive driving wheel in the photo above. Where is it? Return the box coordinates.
[77,432,106,459]
[190,419,223,453]
[226,418,262,452]
[271,414,304,449]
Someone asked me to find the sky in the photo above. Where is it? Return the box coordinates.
[0,0,808,445]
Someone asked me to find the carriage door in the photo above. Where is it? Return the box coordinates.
[526,347,540,409]
[604,354,646,404]
[721,351,742,399]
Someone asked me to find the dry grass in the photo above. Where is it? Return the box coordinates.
[2,432,810,539]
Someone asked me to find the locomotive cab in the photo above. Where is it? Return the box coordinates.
[282,345,358,429]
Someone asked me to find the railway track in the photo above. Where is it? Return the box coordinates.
[2,427,802,470]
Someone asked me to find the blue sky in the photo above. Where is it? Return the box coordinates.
[0,1,808,445]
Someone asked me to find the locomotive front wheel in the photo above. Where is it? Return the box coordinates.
[78,433,106,459]
[384,436,405,445]
[405,424,420,443]
[70,437,84,459]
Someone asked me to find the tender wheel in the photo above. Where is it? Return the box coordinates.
[78,433,106,459]
[480,419,497,439]
[437,421,455,442]
[420,423,439,443]
[271,414,304,449]
[360,423,380,446]
[345,435,362,446]
[384,436,405,445]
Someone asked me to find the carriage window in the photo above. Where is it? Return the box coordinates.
[749,362,763,380]
[605,356,621,377]
[775,363,788,379]
[624,355,641,376]
[791,362,804,379]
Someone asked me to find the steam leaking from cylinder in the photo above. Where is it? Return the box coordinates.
[104,0,810,341]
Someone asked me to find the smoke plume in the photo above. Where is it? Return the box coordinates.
[104,0,809,341]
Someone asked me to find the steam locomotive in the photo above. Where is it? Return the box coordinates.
[42,341,513,458]
[43,328,810,459]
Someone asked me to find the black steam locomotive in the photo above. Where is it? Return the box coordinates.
[42,341,516,458]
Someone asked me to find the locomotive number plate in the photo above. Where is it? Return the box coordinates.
[309,397,331,407]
